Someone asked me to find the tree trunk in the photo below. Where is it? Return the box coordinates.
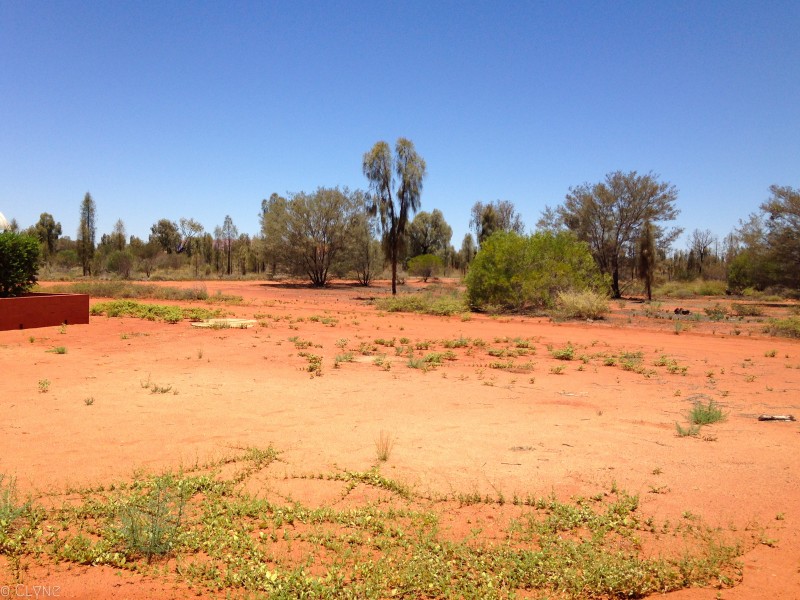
[611,264,621,298]
[391,247,398,295]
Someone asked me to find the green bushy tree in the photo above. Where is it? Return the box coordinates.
[0,232,41,297]
[465,231,607,312]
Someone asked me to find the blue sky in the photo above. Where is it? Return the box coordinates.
[1,1,798,251]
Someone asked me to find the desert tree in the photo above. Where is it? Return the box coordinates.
[638,220,656,301]
[552,171,680,298]
[407,209,452,259]
[129,236,161,278]
[458,233,477,273]
[688,229,716,276]
[470,200,524,247]
[762,184,800,288]
[363,138,427,295]
[282,187,360,286]
[341,192,383,286]
[179,217,204,275]
[77,192,97,276]
[215,215,238,275]
[260,193,290,277]
[150,219,180,254]
[34,213,62,262]
[111,219,127,251]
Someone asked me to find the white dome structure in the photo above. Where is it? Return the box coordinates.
[0,212,10,232]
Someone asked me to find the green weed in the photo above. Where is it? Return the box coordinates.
[91,300,221,324]
[550,344,575,360]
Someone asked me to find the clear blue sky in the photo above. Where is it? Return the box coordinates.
[2,0,798,251]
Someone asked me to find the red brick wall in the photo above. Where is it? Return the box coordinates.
[0,293,90,330]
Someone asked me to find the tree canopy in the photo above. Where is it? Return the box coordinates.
[470,200,524,247]
[550,171,679,298]
[407,209,452,259]
[728,184,800,291]
[34,213,62,261]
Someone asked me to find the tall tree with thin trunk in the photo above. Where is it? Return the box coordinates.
[216,215,238,275]
[689,228,715,276]
[363,138,427,294]
[179,217,205,275]
[638,220,656,301]
[77,192,97,276]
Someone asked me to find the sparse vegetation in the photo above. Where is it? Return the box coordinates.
[298,352,323,377]
[764,317,800,338]
[40,281,240,302]
[704,303,729,321]
[333,352,355,367]
[374,288,467,316]
[731,302,763,317]
[91,300,221,323]
[655,279,727,298]
[0,448,743,599]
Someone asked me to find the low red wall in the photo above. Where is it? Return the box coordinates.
[0,293,90,331]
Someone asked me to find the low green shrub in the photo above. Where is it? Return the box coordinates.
[91,300,220,323]
[731,302,763,317]
[550,345,575,360]
[465,231,606,312]
[703,303,729,321]
[764,317,800,338]
[689,399,727,426]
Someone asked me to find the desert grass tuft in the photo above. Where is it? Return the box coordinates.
[554,289,610,320]
[375,430,394,462]
[374,288,467,316]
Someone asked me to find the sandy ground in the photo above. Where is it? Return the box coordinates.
[1,279,799,598]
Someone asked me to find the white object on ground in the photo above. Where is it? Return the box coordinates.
[190,318,257,329]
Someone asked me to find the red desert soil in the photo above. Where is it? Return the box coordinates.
[1,280,799,598]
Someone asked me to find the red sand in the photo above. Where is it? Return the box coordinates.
[1,280,798,598]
